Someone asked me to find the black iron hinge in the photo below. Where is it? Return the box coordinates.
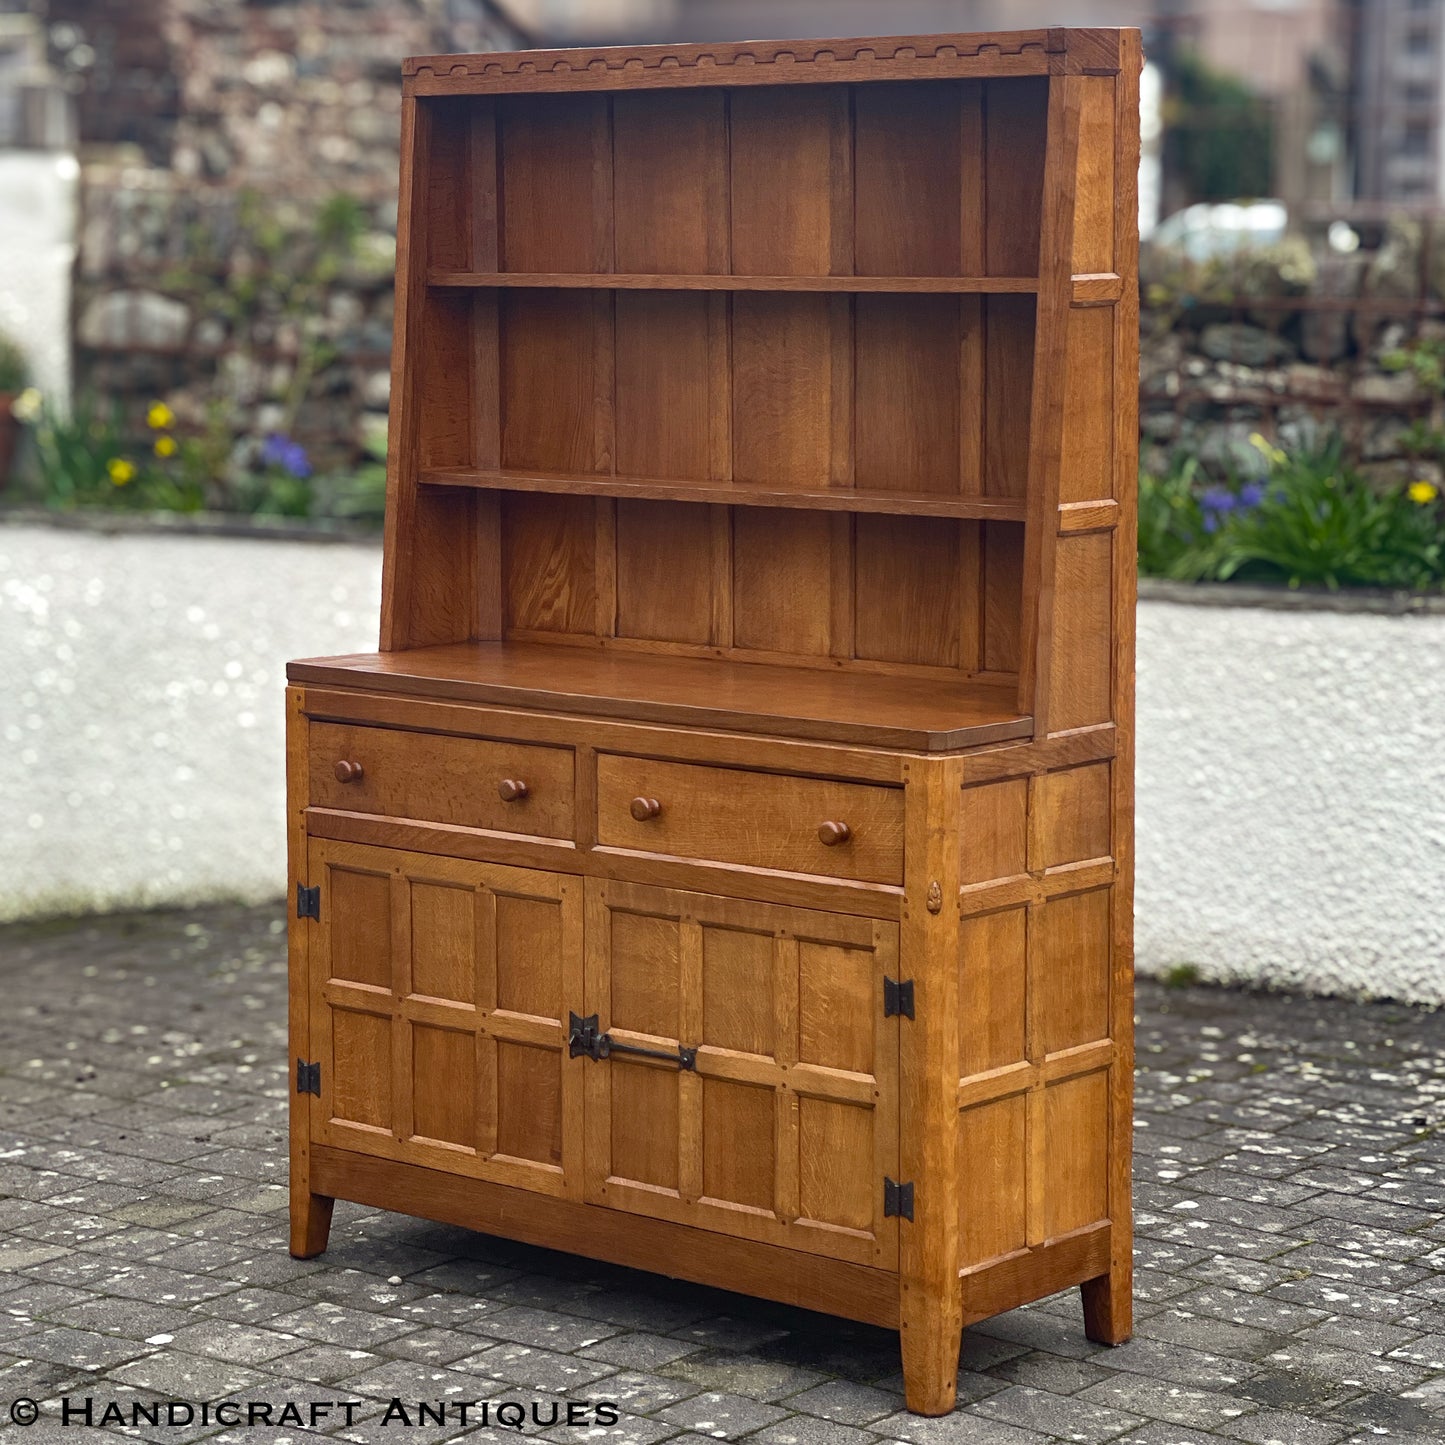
[883,977,915,1019]
[884,1177,915,1221]
[296,883,320,920]
[296,1060,321,1096]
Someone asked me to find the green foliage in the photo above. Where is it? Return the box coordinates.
[0,330,27,392]
[1140,435,1445,592]
[1381,337,1445,398]
[1163,48,1274,203]
[1161,963,1203,989]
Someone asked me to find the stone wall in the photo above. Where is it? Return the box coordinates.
[58,0,530,467]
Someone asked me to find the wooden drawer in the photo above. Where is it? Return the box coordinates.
[595,754,903,885]
[309,722,574,839]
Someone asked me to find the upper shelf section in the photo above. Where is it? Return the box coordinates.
[402,29,1129,96]
[419,76,1050,286]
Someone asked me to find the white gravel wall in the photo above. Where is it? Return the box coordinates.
[0,524,379,920]
[1135,595,1445,1005]
[3,523,1442,1004]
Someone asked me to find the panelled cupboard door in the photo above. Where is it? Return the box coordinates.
[582,879,901,1269]
[305,838,583,1198]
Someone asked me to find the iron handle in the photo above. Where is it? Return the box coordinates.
[568,1012,696,1071]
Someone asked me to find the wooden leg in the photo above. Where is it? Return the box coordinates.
[1081,1267,1132,1345]
[290,1188,334,1259]
[900,1281,963,1416]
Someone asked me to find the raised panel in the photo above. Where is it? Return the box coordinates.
[613,90,727,274]
[615,293,711,481]
[327,865,392,989]
[855,297,961,494]
[798,939,874,1074]
[411,1025,475,1148]
[1059,306,1117,505]
[703,1079,775,1210]
[1035,764,1112,870]
[732,507,835,656]
[960,1094,1028,1266]
[615,499,714,645]
[1072,76,1117,276]
[984,77,1046,276]
[1036,888,1112,1055]
[732,296,836,489]
[410,880,475,1004]
[495,893,562,1019]
[610,1061,679,1191]
[701,926,774,1057]
[960,776,1028,888]
[855,82,964,276]
[499,291,601,474]
[502,492,597,634]
[498,94,602,273]
[730,87,847,275]
[799,1097,874,1233]
[496,1040,562,1165]
[854,514,961,668]
[1044,1070,1110,1238]
[959,907,1027,1077]
[1050,532,1114,732]
[608,908,681,1039]
[332,1009,392,1131]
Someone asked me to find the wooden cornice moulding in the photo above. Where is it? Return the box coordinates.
[402,29,1123,95]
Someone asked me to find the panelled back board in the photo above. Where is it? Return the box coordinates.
[287,26,1141,1415]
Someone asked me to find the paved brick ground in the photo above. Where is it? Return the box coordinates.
[1,905,1443,1445]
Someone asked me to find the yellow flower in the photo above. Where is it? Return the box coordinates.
[10,387,41,422]
[154,435,178,458]
[1408,480,1439,505]
[147,401,175,430]
[107,458,136,486]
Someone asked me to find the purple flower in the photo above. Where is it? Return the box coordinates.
[1201,486,1237,514]
[260,433,312,479]
[1202,511,1221,533]
[1239,482,1265,508]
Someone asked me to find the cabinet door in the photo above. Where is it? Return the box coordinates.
[583,879,900,1268]
[304,838,582,1198]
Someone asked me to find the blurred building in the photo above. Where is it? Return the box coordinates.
[1353,0,1445,203]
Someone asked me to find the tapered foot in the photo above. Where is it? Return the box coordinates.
[900,1303,963,1416]
[1081,1269,1132,1345]
[290,1190,335,1259]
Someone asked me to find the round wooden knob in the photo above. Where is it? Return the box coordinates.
[630,796,662,822]
[818,820,851,846]
[498,778,529,802]
[333,760,364,784]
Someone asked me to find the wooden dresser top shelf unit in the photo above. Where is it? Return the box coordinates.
[287,643,1033,752]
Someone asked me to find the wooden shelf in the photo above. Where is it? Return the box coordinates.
[420,469,1029,522]
[288,643,1034,752]
[428,270,1040,294]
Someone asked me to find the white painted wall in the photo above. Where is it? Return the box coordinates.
[1135,596,1445,1005]
[3,524,1442,1005]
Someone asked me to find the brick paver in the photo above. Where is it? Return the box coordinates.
[0,904,1441,1443]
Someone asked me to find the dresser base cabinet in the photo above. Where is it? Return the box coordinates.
[287,24,1139,1417]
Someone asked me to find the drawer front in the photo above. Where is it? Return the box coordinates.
[309,722,574,839]
[596,755,903,885]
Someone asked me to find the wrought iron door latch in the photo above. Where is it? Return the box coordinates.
[568,1012,697,1071]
